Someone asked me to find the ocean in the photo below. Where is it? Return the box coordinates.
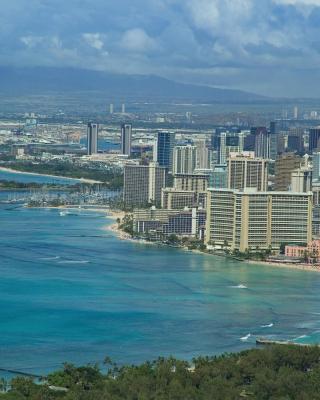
[1,171,320,377]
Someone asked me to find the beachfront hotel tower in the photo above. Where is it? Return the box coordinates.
[205,188,312,252]
[123,162,167,207]
[87,122,98,155]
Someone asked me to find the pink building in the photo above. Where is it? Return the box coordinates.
[285,245,307,258]
[285,240,320,262]
[307,240,320,259]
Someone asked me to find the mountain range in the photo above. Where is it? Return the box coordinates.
[0,67,268,104]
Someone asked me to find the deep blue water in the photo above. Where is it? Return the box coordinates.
[2,203,320,377]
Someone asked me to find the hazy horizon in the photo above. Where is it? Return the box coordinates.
[1,0,320,98]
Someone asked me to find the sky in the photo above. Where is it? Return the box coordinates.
[1,0,320,97]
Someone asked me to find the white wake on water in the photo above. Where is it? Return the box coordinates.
[261,323,274,328]
[230,284,248,289]
[39,256,60,260]
[240,334,251,341]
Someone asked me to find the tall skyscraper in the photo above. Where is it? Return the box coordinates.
[227,152,268,192]
[121,103,126,114]
[254,127,269,159]
[313,152,320,182]
[109,103,114,114]
[87,122,98,155]
[309,128,320,153]
[121,123,132,156]
[294,106,299,119]
[214,132,245,164]
[154,131,175,170]
[123,163,167,207]
[194,139,211,169]
[172,145,197,175]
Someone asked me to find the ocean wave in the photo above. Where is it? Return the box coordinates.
[240,334,251,341]
[39,256,60,261]
[261,323,274,328]
[57,260,90,265]
[294,334,308,340]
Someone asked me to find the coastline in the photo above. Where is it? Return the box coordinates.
[247,259,320,273]
[105,215,320,272]
[29,204,320,273]
[0,166,101,184]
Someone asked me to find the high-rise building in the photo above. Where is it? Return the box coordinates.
[109,103,114,114]
[173,145,197,175]
[313,152,320,182]
[123,162,167,207]
[253,127,269,159]
[210,165,228,189]
[87,122,98,155]
[205,188,312,251]
[154,131,175,170]
[243,127,269,158]
[309,128,320,153]
[194,139,211,169]
[274,152,301,191]
[291,167,312,193]
[161,188,197,210]
[294,106,299,119]
[215,132,245,164]
[227,152,268,192]
[121,123,132,156]
[173,173,210,193]
[121,103,126,114]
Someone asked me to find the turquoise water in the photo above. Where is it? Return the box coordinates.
[0,168,80,185]
[2,202,320,376]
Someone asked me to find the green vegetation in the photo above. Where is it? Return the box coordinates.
[2,346,320,399]
[119,214,134,236]
[0,180,76,190]
[3,162,123,190]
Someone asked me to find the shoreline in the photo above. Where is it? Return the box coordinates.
[106,216,320,272]
[26,204,320,273]
[0,166,101,184]
[247,259,320,273]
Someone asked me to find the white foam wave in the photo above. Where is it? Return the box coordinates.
[230,284,248,289]
[39,256,60,261]
[295,335,308,340]
[57,260,90,265]
[261,323,274,328]
[240,334,251,341]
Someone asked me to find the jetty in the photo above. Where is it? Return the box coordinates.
[256,338,311,347]
[0,367,44,379]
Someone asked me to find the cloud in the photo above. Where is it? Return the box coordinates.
[120,28,157,52]
[82,33,104,50]
[2,0,320,96]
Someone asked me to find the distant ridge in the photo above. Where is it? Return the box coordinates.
[0,67,268,103]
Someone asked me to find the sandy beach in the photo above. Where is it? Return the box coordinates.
[247,259,320,273]
[0,166,101,184]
